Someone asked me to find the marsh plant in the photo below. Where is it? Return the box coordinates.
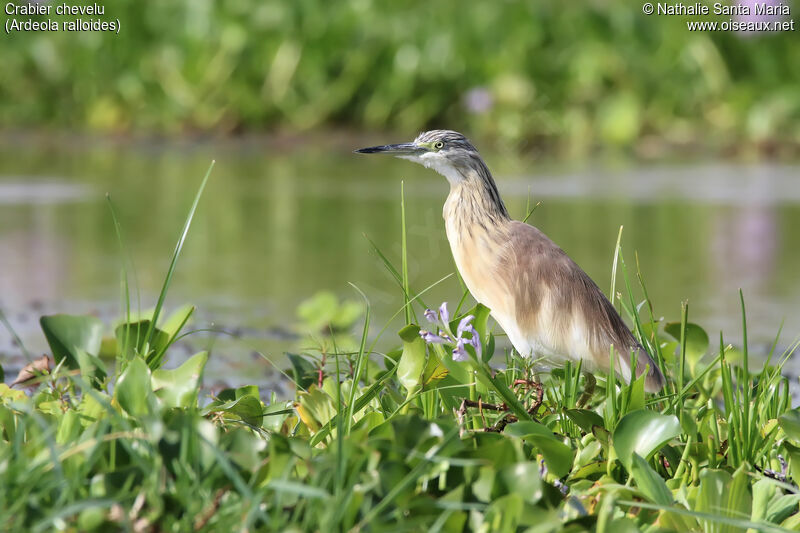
[1,165,799,532]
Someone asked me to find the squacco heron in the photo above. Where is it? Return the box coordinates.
[356,130,665,392]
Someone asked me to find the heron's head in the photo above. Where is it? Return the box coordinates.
[355,130,480,184]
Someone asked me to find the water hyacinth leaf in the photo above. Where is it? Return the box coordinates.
[212,395,264,427]
[778,409,800,443]
[262,402,293,432]
[751,478,775,524]
[397,324,426,394]
[784,442,800,484]
[613,410,680,471]
[0,383,27,402]
[498,462,542,504]
[621,371,645,414]
[222,426,266,471]
[309,365,397,446]
[505,421,574,478]
[484,493,523,532]
[465,303,491,343]
[505,420,554,440]
[149,304,195,365]
[472,466,496,502]
[209,386,264,426]
[151,351,208,408]
[630,453,672,506]
[295,386,336,432]
[695,467,752,533]
[0,407,16,448]
[115,320,170,368]
[286,353,317,390]
[528,437,575,479]
[766,494,800,525]
[56,409,81,445]
[77,390,111,425]
[159,304,195,338]
[565,409,605,433]
[484,333,495,363]
[296,291,362,333]
[664,321,708,372]
[40,314,104,370]
[74,347,107,386]
[115,356,155,417]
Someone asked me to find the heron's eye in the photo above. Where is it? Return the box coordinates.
[433,141,444,150]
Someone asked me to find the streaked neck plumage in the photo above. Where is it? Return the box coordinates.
[441,155,510,238]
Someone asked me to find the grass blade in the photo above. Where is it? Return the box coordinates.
[144,160,215,358]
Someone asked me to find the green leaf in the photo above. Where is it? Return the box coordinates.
[115,357,155,417]
[295,386,335,432]
[505,421,575,478]
[207,395,264,427]
[74,348,107,387]
[484,493,523,532]
[207,386,264,426]
[505,420,555,440]
[778,409,800,443]
[40,314,104,369]
[620,370,645,414]
[695,467,752,533]
[498,462,542,504]
[309,365,397,447]
[149,305,195,367]
[115,320,170,369]
[151,351,208,408]
[286,353,317,390]
[630,453,672,506]
[397,324,426,395]
[159,304,195,338]
[466,303,491,341]
[262,402,293,432]
[565,408,605,433]
[664,321,709,372]
[421,350,448,386]
[613,409,680,471]
[56,409,81,445]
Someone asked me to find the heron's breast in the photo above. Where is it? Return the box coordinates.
[445,220,514,318]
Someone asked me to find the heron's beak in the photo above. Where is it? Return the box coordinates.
[354,142,424,155]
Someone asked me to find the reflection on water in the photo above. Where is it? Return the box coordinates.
[0,138,798,386]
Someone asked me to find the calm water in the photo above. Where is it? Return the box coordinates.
[1,136,799,387]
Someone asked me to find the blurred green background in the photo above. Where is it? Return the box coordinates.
[1,1,799,385]
[2,0,799,155]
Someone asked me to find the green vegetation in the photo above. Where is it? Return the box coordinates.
[2,1,799,155]
[1,165,799,532]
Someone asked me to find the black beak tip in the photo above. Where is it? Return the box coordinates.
[354,146,380,154]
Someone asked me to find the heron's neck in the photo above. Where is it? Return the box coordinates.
[444,157,509,215]
[443,166,510,241]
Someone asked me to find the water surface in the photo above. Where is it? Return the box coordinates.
[1,137,798,388]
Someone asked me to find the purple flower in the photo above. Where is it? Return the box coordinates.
[424,308,438,324]
[452,338,469,362]
[419,330,447,344]
[439,302,450,324]
[457,315,474,337]
[468,331,482,358]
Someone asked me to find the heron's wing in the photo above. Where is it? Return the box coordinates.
[502,221,664,391]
